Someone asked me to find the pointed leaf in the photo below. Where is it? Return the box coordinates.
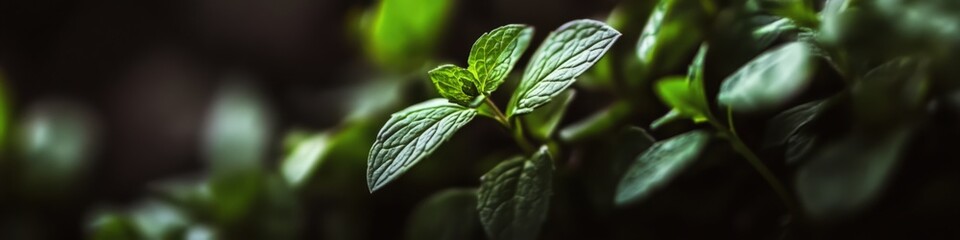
[508,19,621,116]
[615,130,711,205]
[367,99,477,192]
[281,131,332,188]
[468,24,534,94]
[763,99,825,148]
[717,42,815,112]
[752,18,799,50]
[430,65,481,106]
[654,77,709,122]
[406,188,481,240]
[635,0,710,75]
[478,147,554,240]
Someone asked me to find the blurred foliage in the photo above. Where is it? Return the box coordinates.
[362,0,454,72]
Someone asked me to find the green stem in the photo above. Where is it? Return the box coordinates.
[708,114,800,219]
[482,95,535,154]
[483,96,509,127]
[512,118,536,154]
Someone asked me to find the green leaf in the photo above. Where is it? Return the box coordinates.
[752,18,799,50]
[0,72,8,155]
[635,0,711,75]
[364,0,453,71]
[748,0,820,28]
[508,19,621,117]
[851,58,928,130]
[280,131,332,188]
[477,147,554,240]
[128,200,191,240]
[367,99,478,192]
[796,128,912,220]
[763,100,825,148]
[523,90,576,141]
[652,77,709,125]
[764,99,831,165]
[717,42,815,112]
[615,130,711,205]
[468,24,534,94]
[204,82,272,175]
[406,188,481,240]
[429,65,481,106]
[558,100,633,143]
[89,212,139,240]
[651,44,710,128]
[18,100,98,196]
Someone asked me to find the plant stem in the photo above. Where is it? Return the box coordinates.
[708,116,800,219]
[512,118,536,154]
[482,95,535,153]
[483,96,509,127]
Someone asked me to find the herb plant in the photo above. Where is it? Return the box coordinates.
[367,19,621,239]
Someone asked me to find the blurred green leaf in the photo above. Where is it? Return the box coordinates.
[128,201,191,239]
[281,131,333,188]
[468,25,534,94]
[615,130,711,205]
[429,65,481,106]
[717,42,815,112]
[747,0,820,28]
[558,100,633,143]
[507,19,621,117]
[635,0,712,76]
[851,58,928,130]
[210,171,262,226]
[367,99,477,192]
[150,177,213,220]
[523,90,575,141]
[18,100,98,196]
[88,200,193,240]
[209,171,302,239]
[763,99,825,148]
[752,18,799,50]
[406,188,481,240]
[89,212,139,240]
[0,72,8,155]
[365,0,453,71]
[796,128,912,220]
[204,81,272,175]
[764,99,830,165]
[477,147,553,240]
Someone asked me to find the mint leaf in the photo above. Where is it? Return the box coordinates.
[615,130,711,205]
[763,99,825,148]
[652,77,708,126]
[406,188,480,240]
[753,18,799,50]
[796,128,912,220]
[651,45,711,129]
[468,24,534,94]
[429,65,480,106]
[717,42,815,112]
[478,147,554,240]
[508,19,621,117]
[280,131,332,188]
[524,89,576,141]
[635,0,709,75]
[367,99,477,192]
